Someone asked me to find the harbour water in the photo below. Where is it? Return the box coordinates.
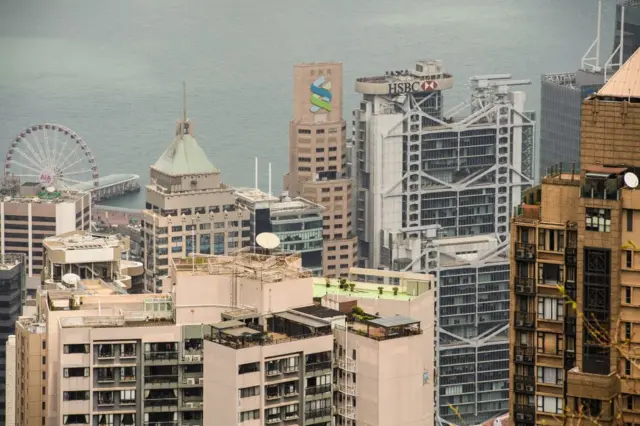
[0,0,615,208]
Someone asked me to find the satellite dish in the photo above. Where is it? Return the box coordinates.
[62,273,82,288]
[256,232,280,250]
[625,172,639,189]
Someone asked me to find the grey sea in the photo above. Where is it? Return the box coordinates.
[0,0,616,208]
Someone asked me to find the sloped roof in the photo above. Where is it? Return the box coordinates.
[597,47,640,98]
[153,125,218,176]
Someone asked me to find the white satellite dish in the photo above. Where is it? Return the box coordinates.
[256,232,280,250]
[625,172,639,189]
[62,273,82,288]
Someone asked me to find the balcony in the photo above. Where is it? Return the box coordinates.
[336,406,354,420]
[336,357,355,372]
[515,277,535,296]
[514,346,535,364]
[565,247,577,265]
[305,361,331,374]
[515,243,536,261]
[306,384,332,397]
[564,316,576,336]
[514,311,536,330]
[564,281,577,300]
[144,351,178,364]
[513,404,535,424]
[336,382,355,395]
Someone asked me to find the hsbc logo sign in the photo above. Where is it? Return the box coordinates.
[388,80,439,95]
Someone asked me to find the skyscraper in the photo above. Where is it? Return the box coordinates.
[510,48,640,426]
[351,60,535,425]
[614,1,640,64]
[284,63,357,278]
[142,102,250,292]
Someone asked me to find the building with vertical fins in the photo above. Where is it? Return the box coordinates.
[284,63,357,278]
[351,61,536,425]
[510,48,640,426]
[614,1,640,65]
[142,91,250,292]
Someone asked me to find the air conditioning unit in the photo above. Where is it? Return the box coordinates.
[184,355,193,361]
[516,413,524,420]
[198,377,204,384]
[193,355,202,362]
[515,383,524,391]
[187,378,195,385]
[198,402,204,407]
[525,385,534,392]
[516,355,524,361]
[187,402,195,408]
[516,285,524,293]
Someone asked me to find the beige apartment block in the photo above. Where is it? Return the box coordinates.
[5,335,15,426]
[42,230,143,291]
[14,317,46,426]
[315,268,436,426]
[510,49,640,426]
[0,184,90,281]
[142,114,250,292]
[204,312,335,426]
[284,62,357,278]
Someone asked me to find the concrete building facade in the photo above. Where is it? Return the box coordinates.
[510,49,640,426]
[142,114,250,292]
[0,184,90,281]
[284,62,357,278]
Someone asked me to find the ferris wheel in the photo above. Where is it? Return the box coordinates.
[4,123,99,189]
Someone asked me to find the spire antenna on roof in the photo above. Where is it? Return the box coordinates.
[183,81,187,123]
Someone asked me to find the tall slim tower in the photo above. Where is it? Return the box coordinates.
[510,48,640,426]
[142,87,250,292]
[284,63,357,278]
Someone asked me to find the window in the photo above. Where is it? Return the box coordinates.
[63,391,89,401]
[95,415,113,426]
[585,208,611,232]
[537,332,563,355]
[538,297,564,321]
[538,263,563,284]
[239,386,260,398]
[626,359,632,376]
[64,344,89,354]
[537,366,563,385]
[537,395,563,414]
[239,410,260,422]
[120,367,136,382]
[627,394,634,410]
[63,367,89,378]
[63,414,89,424]
[627,251,634,268]
[120,390,135,405]
[120,343,135,358]
[238,362,259,374]
[628,210,634,232]
[626,287,632,304]
[626,323,632,340]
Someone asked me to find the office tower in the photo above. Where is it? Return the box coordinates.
[142,108,250,292]
[284,62,357,278]
[234,188,324,275]
[0,183,90,282]
[0,254,25,425]
[352,61,535,425]
[614,1,640,65]
[510,49,640,426]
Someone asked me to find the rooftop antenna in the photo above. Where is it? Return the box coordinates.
[582,0,603,72]
[268,162,272,197]
[254,157,258,190]
[183,81,187,122]
[605,3,626,81]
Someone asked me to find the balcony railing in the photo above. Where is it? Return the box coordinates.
[336,382,355,395]
[565,247,577,265]
[514,277,535,295]
[336,357,355,372]
[514,311,536,329]
[514,374,534,385]
[307,407,332,419]
[306,384,332,396]
[513,404,535,423]
[305,361,331,373]
[515,243,536,261]
[144,351,178,363]
[514,346,535,364]
[336,406,354,419]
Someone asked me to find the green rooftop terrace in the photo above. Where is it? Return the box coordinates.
[312,278,413,301]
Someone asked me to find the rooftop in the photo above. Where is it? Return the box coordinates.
[173,249,311,283]
[313,278,413,301]
[152,120,219,176]
[205,310,332,349]
[44,230,126,251]
[293,304,344,319]
[597,47,640,99]
[235,188,324,214]
[0,253,24,270]
[347,315,422,341]
[0,188,87,204]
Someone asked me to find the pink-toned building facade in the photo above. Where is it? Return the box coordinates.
[284,62,357,278]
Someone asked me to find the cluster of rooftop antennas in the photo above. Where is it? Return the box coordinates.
[583,0,628,81]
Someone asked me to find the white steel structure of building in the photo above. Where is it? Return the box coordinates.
[351,61,535,425]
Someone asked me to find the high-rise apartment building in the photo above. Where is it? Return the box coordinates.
[142,111,250,292]
[614,1,640,65]
[510,49,640,426]
[284,62,357,278]
[0,183,90,281]
[0,254,26,425]
[234,188,324,275]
